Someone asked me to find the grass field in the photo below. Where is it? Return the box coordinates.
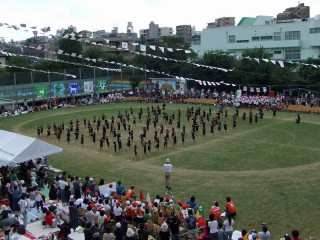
[1,102,320,238]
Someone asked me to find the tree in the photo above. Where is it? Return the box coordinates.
[298,57,320,87]
[6,56,30,73]
[129,76,141,90]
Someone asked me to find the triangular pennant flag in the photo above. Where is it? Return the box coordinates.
[146,193,152,206]
[256,88,260,93]
[254,58,260,63]
[140,44,146,52]
[167,48,173,52]
[185,50,191,54]
[159,47,164,53]
[139,190,145,201]
[263,87,267,93]
[122,42,128,49]
[278,61,284,68]
[71,53,76,57]
[271,60,276,65]
[250,87,254,92]
[57,49,63,54]
[149,45,156,50]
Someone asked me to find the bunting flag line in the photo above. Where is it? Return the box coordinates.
[0,49,278,91]
[2,63,77,78]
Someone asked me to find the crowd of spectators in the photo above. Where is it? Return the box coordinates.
[0,159,314,240]
[1,88,319,118]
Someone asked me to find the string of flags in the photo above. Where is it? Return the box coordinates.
[0,50,235,88]
[1,63,76,78]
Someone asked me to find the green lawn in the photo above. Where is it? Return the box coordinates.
[1,102,320,238]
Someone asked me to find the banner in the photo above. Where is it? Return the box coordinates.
[236,89,242,97]
[53,84,64,97]
[98,80,107,92]
[158,80,176,93]
[84,81,93,93]
[68,82,79,94]
[36,85,48,98]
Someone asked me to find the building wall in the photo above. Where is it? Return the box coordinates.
[159,27,173,36]
[0,56,6,66]
[192,17,320,60]
[176,25,192,43]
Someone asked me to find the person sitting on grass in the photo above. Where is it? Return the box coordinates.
[44,210,61,228]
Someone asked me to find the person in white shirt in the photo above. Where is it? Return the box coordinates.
[163,159,173,192]
[223,213,234,240]
[208,213,218,240]
[113,201,123,222]
[18,194,28,226]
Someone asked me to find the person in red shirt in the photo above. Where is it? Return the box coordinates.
[225,197,236,218]
[44,211,61,228]
[291,230,302,240]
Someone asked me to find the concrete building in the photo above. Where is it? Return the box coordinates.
[207,17,235,28]
[159,27,173,37]
[176,25,192,43]
[277,3,310,20]
[191,15,320,60]
[148,21,160,39]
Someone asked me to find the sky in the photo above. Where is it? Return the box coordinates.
[1,0,320,41]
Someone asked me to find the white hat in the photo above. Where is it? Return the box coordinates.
[116,222,121,228]
[126,200,131,206]
[169,199,173,203]
[166,159,170,163]
[161,223,168,230]
[126,228,135,237]
[89,177,93,181]
[20,180,25,184]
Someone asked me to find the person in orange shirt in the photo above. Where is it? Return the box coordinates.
[210,201,222,221]
[225,196,236,218]
[131,201,138,226]
[126,185,136,199]
[136,201,145,224]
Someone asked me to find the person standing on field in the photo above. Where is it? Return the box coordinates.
[164,159,173,192]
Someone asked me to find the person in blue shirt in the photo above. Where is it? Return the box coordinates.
[187,196,198,214]
[116,181,125,196]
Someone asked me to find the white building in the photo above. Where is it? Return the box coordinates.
[192,15,320,60]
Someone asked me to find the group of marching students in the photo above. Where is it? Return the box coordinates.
[35,104,270,161]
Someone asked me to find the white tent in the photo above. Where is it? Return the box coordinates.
[0,130,62,166]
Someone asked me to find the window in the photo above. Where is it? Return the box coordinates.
[236,40,249,43]
[252,36,259,41]
[260,36,273,41]
[265,21,270,25]
[285,31,300,40]
[274,32,281,41]
[285,49,301,59]
[274,50,282,54]
[310,28,320,34]
[229,35,235,43]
